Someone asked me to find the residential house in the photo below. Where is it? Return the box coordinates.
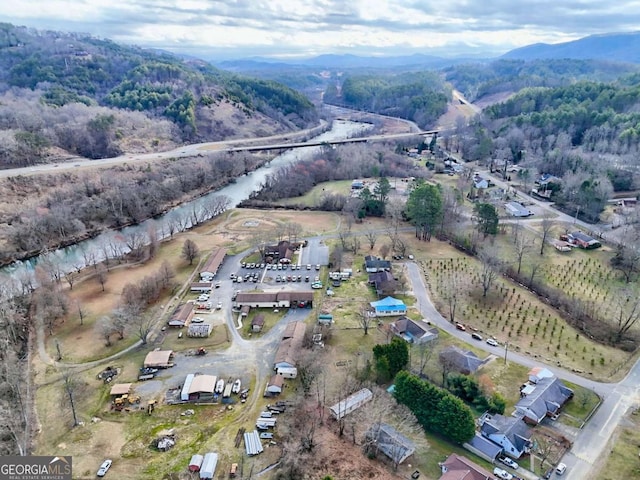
[168,302,194,328]
[368,271,397,296]
[505,201,532,217]
[439,346,486,375]
[473,177,489,190]
[390,317,438,344]
[532,173,560,199]
[370,296,407,317]
[364,255,392,273]
[251,314,265,332]
[364,423,415,466]
[515,376,574,425]
[566,231,601,249]
[479,413,532,459]
[463,433,502,463]
[439,453,494,480]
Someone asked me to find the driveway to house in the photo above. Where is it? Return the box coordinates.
[406,261,640,480]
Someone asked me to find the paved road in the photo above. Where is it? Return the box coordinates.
[406,262,640,479]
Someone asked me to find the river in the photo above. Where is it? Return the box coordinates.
[0,120,370,295]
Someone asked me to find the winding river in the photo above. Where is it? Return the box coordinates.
[0,120,370,294]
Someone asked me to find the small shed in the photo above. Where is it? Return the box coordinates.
[251,314,265,332]
[199,452,218,480]
[240,305,250,317]
[318,313,333,325]
[188,454,203,472]
[109,383,132,397]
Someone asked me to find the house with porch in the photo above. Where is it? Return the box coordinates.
[390,317,438,344]
[479,413,532,459]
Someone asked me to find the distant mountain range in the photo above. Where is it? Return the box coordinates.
[501,32,640,63]
[217,32,640,72]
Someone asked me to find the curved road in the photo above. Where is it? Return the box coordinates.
[407,262,640,480]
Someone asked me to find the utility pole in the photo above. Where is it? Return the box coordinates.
[504,342,509,364]
[574,205,580,224]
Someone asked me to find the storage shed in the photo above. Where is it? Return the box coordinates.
[266,375,284,395]
[144,350,174,368]
[199,452,218,480]
[109,383,132,396]
[329,388,373,420]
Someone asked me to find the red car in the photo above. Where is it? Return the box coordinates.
[455,323,466,331]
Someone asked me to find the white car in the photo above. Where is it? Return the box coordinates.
[197,294,210,301]
[556,463,567,475]
[493,467,513,480]
[216,301,222,310]
[499,457,519,470]
[486,338,499,347]
[97,459,112,477]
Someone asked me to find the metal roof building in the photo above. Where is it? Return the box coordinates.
[329,388,373,420]
[199,452,218,480]
[505,201,532,217]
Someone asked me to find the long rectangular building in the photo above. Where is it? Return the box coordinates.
[200,247,227,278]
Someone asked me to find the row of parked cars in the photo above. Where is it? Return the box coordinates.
[275,275,308,283]
[230,272,260,283]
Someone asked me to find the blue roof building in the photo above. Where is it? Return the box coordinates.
[370,296,407,317]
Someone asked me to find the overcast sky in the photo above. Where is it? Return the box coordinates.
[1,1,640,60]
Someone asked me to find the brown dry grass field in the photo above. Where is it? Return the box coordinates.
[596,408,640,480]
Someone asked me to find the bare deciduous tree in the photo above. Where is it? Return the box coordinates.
[61,370,81,427]
[514,232,534,275]
[364,229,378,249]
[358,303,375,335]
[478,247,501,298]
[540,213,554,256]
[96,264,108,292]
[181,239,200,265]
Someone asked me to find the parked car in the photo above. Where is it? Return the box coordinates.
[492,467,513,480]
[97,459,112,477]
[499,457,519,470]
[198,294,210,302]
[216,302,222,310]
[305,276,310,282]
[556,463,567,475]
[455,323,466,331]
[486,338,499,347]
[306,264,312,270]
[275,275,281,282]
[315,264,321,270]
[192,317,204,323]
[471,332,483,341]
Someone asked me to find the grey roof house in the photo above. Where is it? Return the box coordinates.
[515,376,573,425]
[463,433,502,463]
[390,317,438,344]
[364,423,415,466]
[479,413,532,459]
[439,346,486,374]
[364,255,392,273]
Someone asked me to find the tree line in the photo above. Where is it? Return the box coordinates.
[0,150,250,263]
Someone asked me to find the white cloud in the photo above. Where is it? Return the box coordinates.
[1,0,639,59]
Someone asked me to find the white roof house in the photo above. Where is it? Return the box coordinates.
[505,201,532,217]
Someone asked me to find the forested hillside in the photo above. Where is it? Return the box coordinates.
[0,23,317,168]
[446,74,640,223]
[444,59,639,102]
[323,72,450,128]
